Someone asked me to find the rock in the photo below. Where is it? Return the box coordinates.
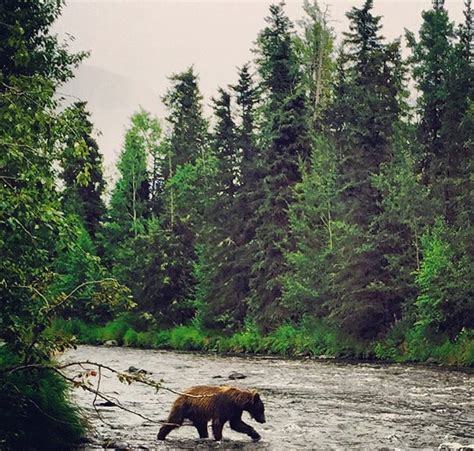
[127,365,148,374]
[104,440,129,450]
[104,340,118,347]
[438,443,474,450]
[427,357,438,364]
[96,401,116,407]
[212,375,223,379]
[228,371,246,380]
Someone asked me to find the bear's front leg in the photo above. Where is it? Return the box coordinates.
[229,418,261,441]
[211,418,224,440]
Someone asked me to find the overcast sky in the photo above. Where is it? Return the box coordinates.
[53,0,466,181]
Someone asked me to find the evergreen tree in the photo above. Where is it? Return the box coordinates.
[197,88,241,330]
[282,136,342,319]
[406,1,472,223]
[162,67,208,178]
[60,101,106,238]
[250,3,312,330]
[199,66,261,331]
[327,0,406,339]
[406,1,473,342]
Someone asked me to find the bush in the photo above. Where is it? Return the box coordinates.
[100,319,130,344]
[0,349,86,450]
[169,326,206,351]
[50,317,472,366]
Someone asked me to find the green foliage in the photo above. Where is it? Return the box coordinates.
[283,136,342,319]
[105,109,160,245]
[324,0,407,340]
[413,220,473,339]
[250,2,312,330]
[60,102,106,238]
[295,0,335,122]
[0,349,86,449]
[162,67,209,175]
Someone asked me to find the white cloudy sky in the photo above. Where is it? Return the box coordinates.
[53,0,466,180]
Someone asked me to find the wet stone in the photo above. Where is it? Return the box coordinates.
[229,371,246,380]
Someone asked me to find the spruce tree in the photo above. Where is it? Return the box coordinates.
[327,0,406,339]
[60,101,106,238]
[250,3,311,330]
[406,0,474,341]
[406,2,459,222]
[162,67,208,179]
[199,66,261,331]
[198,88,242,330]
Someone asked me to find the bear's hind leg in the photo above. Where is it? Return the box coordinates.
[193,420,209,439]
[157,409,184,440]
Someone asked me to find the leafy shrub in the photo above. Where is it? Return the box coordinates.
[0,349,86,450]
[169,326,206,350]
[100,319,130,344]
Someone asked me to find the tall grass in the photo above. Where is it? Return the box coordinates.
[0,348,86,449]
[50,318,473,366]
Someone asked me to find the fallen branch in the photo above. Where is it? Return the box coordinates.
[4,359,215,428]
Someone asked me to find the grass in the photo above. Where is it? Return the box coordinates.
[51,318,370,359]
[0,347,86,450]
[49,318,474,366]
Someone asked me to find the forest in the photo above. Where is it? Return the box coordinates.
[0,0,473,448]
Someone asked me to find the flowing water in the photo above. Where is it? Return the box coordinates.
[63,345,473,450]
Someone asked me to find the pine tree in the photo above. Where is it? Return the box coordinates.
[60,101,106,238]
[406,1,474,341]
[250,3,312,330]
[197,88,241,330]
[406,2,459,222]
[162,67,208,177]
[282,136,342,319]
[199,66,262,331]
[327,0,406,339]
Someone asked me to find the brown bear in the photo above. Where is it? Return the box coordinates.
[157,385,266,441]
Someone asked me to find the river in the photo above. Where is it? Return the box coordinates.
[63,345,473,450]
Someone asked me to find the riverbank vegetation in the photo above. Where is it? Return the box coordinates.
[1,0,473,447]
[50,317,474,366]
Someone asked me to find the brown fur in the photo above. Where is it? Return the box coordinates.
[157,385,266,441]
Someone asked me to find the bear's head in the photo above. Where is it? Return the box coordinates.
[247,391,266,424]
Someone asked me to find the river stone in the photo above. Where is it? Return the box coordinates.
[229,371,246,380]
[438,444,474,450]
[127,365,148,374]
[104,340,118,347]
[104,440,129,450]
[96,400,116,407]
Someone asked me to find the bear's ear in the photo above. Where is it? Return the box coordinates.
[252,391,260,404]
